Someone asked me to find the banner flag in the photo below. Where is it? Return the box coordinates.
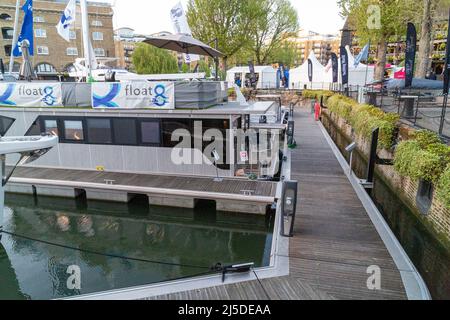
[0,83,62,107]
[56,0,76,42]
[405,22,417,88]
[340,46,349,85]
[92,81,175,109]
[13,0,34,57]
[331,53,339,83]
[170,2,199,63]
[308,59,313,82]
[354,43,369,68]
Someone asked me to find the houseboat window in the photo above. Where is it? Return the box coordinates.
[25,120,41,136]
[113,118,137,145]
[0,116,15,136]
[44,120,59,136]
[162,119,191,147]
[140,120,161,145]
[87,118,112,144]
[64,120,84,141]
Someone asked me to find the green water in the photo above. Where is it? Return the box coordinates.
[0,194,274,300]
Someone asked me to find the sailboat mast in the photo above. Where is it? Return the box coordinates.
[80,0,92,80]
[9,0,21,75]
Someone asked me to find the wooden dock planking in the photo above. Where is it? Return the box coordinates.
[8,167,277,200]
[144,108,408,300]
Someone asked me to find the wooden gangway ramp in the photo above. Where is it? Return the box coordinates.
[148,108,408,300]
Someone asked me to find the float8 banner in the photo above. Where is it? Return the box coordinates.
[0,83,62,107]
[92,81,175,109]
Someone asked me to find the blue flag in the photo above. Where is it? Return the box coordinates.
[354,43,369,68]
[13,0,34,57]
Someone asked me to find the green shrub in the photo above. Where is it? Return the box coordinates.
[302,90,333,101]
[394,132,450,183]
[327,94,355,120]
[437,165,450,207]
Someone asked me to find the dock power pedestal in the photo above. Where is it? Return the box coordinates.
[280,180,298,237]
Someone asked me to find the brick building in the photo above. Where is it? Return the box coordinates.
[0,0,115,78]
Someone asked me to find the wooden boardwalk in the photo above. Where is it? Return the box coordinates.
[149,108,408,300]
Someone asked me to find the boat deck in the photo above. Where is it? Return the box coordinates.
[148,108,408,300]
[8,167,277,204]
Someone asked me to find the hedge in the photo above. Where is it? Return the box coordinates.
[322,94,399,149]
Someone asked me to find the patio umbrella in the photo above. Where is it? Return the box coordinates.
[143,34,223,58]
[19,41,33,81]
[144,34,223,81]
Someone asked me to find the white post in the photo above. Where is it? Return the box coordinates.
[9,0,21,75]
[80,0,92,80]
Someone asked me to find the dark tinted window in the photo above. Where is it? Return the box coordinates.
[162,119,191,147]
[140,120,161,145]
[25,120,42,136]
[0,116,15,136]
[87,118,112,144]
[113,118,137,145]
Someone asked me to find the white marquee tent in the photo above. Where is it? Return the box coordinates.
[289,46,375,90]
[339,45,375,87]
[226,66,278,89]
[289,51,331,90]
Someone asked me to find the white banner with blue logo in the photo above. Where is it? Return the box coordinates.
[92,81,175,109]
[0,83,62,107]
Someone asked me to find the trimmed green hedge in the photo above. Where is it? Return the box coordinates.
[324,94,399,149]
[394,130,450,207]
[302,90,334,100]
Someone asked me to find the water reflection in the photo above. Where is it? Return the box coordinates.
[323,115,450,300]
[0,194,273,300]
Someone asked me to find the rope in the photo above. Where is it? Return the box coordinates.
[252,269,271,300]
[0,230,212,270]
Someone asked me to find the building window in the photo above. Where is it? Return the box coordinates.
[91,20,103,27]
[69,30,77,40]
[33,16,45,23]
[35,29,47,38]
[0,13,12,21]
[1,27,13,40]
[37,46,49,55]
[64,120,84,141]
[94,48,105,57]
[113,118,137,145]
[44,120,59,137]
[87,118,112,144]
[66,47,78,56]
[92,32,103,41]
[4,45,12,56]
[35,63,56,74]
[140,120,161,146]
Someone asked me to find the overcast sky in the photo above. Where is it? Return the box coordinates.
[99,0,344,35]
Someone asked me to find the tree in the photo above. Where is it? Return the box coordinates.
[248,0,299,65]
[132,43,178,74]
[416,0,450,78]
[268,41,298,67]
[339,0,418,81]
[187,0,263,74]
